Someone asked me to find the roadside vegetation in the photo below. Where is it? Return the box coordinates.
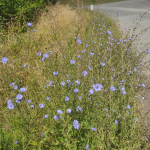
[1,1,150,149]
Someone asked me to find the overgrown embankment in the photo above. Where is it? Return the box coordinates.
[1,2,150,149]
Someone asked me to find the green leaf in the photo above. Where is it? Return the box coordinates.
[87,125,93,130]
[52,139,60,146]
[67,124,73,135]
[101,134,104,141]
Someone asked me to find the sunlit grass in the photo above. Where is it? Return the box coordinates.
[1,2,150,149]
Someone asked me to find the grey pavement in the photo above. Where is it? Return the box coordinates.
[85,0,150,128]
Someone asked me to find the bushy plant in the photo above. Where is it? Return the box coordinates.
[0,0,57,35]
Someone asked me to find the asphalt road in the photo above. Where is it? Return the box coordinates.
[85,0,150,128]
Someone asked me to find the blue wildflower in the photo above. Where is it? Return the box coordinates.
[75,80,80,85]
[46,97,50,100]
[78,96,81,100]
[92,83,103,91]
[41,132,44,137]
[8,102,14,109]
[1,57,8,64]
[90,53,94,55]
[54,115,59,120]
[101,62,105,66]
[7,100,12,105]
[78,55,81,58]
[53,71,58,76]
[122,91,126,95]
[28,100,31,103]
[77,39,82,44]
[20,87,26,92]
[89,89,94,94]
[65,96,69,101]
[104,108,108,111]
[119,85,125,91]
[91,127,97,131]
[9,83,14,86]
[42,57,45,61]
[27,22,32,27]
[67,80,71,83]
[127,105,130,109]
[37,52,41,56]
[107,30,111,35]
[84,144,89,149]
[115,120,118,125]
[82,71,87,76]
[74,88,79,93]
[82,50,86,53]
[48,81,54,86]
[73,120,79,129]
[60,81,65,86]
[16,94,23,100]
[70,59,76,64]
[88,66,92,71]
[76,106,82,111]
[57,110,63,114]
[30,105,34,108]
[43,53,49,58]
[44,114,49,119]
[67,109,72,113]
[110,86,116,91]
[39,103,45,108]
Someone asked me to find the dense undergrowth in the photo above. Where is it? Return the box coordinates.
[1,2,150,149]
